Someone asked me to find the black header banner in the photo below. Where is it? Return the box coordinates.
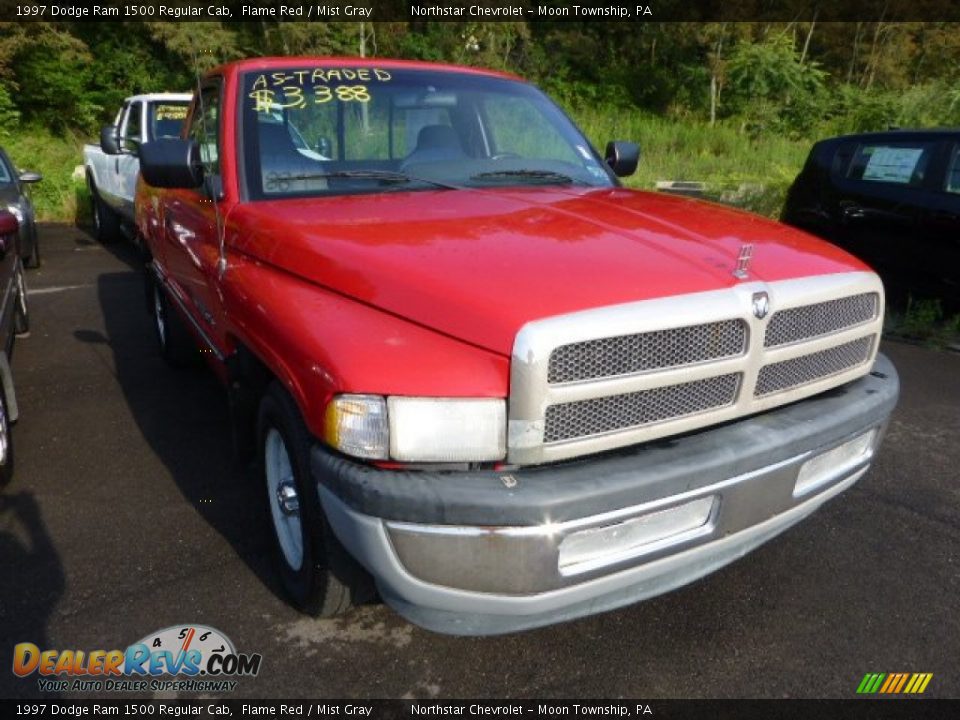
[2,0,960,22]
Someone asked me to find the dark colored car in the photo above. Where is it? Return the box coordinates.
[0,147,43,268]
[782,130,960,310]
[0,210,29,486]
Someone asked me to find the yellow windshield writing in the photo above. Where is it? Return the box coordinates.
[155,105,188,121]
[251,68,392,88]
[248,67,391,112]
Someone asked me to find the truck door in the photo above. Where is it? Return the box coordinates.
[116,100,144,217]
[918,141,960,307]
[160,81,228,354]
[830,137,938,294]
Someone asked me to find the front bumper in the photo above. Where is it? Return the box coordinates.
[312,354,899,635]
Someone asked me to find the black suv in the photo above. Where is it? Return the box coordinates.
[782,130,959,311]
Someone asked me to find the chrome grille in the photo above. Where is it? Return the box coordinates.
[508,272,884,465]
[544,374,742,443]
[548,320,747,383]
[755,337,874,397]
[765,293,878,347]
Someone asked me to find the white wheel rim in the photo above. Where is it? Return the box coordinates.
[153,286,166,347]
[16,263,27,319]
[265,428,303,571]
[0,392,8,466]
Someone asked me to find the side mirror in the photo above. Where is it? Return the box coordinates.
[604,141,640,177]
[100,125,122,155]
[0,210,18,258]
[139,139,204,189]
[18,171,42,184]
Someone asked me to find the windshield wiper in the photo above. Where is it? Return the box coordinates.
[469,169,577,185]
[275,169,460,190]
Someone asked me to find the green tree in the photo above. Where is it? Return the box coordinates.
[724,33,828,136]
[8,24,100,132]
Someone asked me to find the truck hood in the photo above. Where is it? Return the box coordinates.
[229,187,869,356]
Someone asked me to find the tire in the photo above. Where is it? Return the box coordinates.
[0,383,13,488]
[24,230,40,269]
[13,258,29,337]
[258,381,373,616]
[88,176,121,244]
[150,280,197,367]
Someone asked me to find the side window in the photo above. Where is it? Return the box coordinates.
[846,142,934,187]
[831,142,857,177]
[945,145,960,195]
[188,85,221,175]
[123,102,142,150]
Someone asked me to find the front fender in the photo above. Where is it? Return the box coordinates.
[221,257,510,440]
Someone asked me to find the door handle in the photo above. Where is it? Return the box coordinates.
[841,205,866,221]
[931,211,958,222]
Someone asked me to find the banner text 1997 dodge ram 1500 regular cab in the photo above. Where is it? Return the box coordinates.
[135,58,899,635]
[85,92,192,244]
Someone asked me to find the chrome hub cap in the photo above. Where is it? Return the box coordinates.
[276,482,299,515]
[265,428,303,571]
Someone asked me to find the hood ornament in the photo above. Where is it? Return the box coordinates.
[733,243,754,279]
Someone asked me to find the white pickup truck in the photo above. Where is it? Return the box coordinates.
[84,93,192,243]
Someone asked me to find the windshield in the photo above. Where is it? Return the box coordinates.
[148,101,190,141]
[240,66,615,199]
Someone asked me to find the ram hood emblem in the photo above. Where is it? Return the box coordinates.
[752,291,770,320]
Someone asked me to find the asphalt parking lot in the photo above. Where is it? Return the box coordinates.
[1,223,958,700]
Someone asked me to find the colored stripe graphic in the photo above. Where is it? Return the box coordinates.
[856,673,885,694]
[892,673,909,693]
[879,674,896,693]
[857,672,932,694]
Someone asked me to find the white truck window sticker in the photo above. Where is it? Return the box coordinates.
[862,146,924,184]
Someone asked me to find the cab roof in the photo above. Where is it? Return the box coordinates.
[124,93,193,103]
[207,56,523,83]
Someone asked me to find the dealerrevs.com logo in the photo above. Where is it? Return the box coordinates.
[13,624,262,693]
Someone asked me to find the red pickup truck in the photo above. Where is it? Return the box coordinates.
[136,57,899,635]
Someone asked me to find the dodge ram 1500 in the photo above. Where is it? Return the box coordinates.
[135,57,899,635]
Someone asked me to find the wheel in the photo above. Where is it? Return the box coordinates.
[150,281,196,367]
[24,229,40,269]
[258,381,373,616]
[0,383,13,488]
[13,258,29,337]
[88,176,121,244]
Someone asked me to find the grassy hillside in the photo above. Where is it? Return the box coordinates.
[4,111,808,223]
[4,128,88,223]
[575,108,809,216]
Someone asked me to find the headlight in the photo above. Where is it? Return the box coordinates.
[5,204,23,224]
[388,397,506,462]
[323,395,506,463]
